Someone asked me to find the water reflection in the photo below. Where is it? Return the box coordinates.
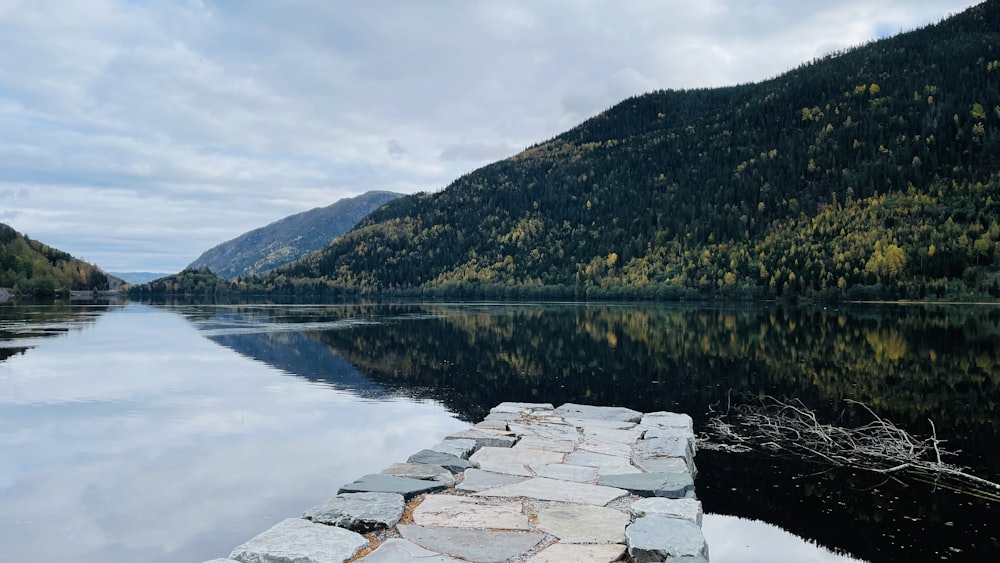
[167,302,1000,561]
[703,514,865,562]
[0,304,465,562]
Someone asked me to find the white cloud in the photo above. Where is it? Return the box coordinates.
[0,0,980,271]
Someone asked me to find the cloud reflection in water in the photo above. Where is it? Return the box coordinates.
[0,304,466,562]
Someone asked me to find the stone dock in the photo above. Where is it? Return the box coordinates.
[204,402,708,563]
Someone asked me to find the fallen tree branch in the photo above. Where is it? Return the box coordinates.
[698,395,1000,502]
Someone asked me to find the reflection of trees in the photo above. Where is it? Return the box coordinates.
[0,303,116,361]
[305,304,999,442]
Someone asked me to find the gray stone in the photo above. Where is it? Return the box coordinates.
[412,495,530,530]
[456,469,527,492]
[303,492,405,532]
[491,402,554,414]
[598,472,695,498]
[202,559,240,563]
[446,428,517,448]
[526,543,627,563]
[430,438,478,459]
[633,456,691,475]
[474,418,511,431]
[469,446,564,476]
[561,416,639,431]
[630,497,704,526]
[566,450,641,476]
[626,515,708,562]
[535,503,629,543]
[381,463,456,486]
[398,525,545,563]
[533,463,599,483]
[358,540,459,562]
[513,435,578,453]
[338,473,449,500]
[577,438,634,458]
[553,403,642,423]
[356,538,462,562]
[507,421,580,440]
[633,435,695,463]
[640,412,694,433]
[228,518,368,563]
[474,477,628,506]
[407,449,477,473]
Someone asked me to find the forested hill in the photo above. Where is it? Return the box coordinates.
[260,2,999,300]
[187,190,402,279]
[0,223,109,297]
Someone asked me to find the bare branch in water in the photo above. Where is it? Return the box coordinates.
[698,395,1000,502]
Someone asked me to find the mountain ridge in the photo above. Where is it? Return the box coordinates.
[138,2,1000,301]
[187,190,403,279]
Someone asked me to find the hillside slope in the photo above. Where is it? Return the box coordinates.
[187,190,402,279]
[266,3,997,300]
[0,222,109,297]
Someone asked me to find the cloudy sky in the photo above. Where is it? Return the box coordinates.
[0,0,980,273]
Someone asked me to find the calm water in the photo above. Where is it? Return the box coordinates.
[1,301,997,562]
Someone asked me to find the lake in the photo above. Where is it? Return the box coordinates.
[1,301,997,562]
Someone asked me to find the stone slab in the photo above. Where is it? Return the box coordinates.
[356,538,462,562]
[560,416,638,431]
[507,421,580,440]
[577,438,634,458]
[381,463,456,486]
[398,524,545,563]
[456,469,527,492]
[533,463,599,483]
[598,471,695,498]
[566,450,641,476]
[407,449,477,474]
[535,503,629,543]
[553,403,643,423]
[513,436,578,453]
[632,456,691,475]
[430,438,478,459]
[338,473,448,500]
[474,418,511,431]
[469,447,564,476]
[491,402,554,414]
[630,497,704,526]
[525,543,627,563]
[474,477,628,506]
[413,495,530,530]
[626,515,708,562]
[446,428,517,448]
[303,492,405,532]
[640,412,694,433]
[228,518,368,563]
[633,435,695,461]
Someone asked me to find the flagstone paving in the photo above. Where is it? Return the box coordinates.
[208,402,708,563]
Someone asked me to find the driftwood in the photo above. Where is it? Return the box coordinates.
[699,395,1000,502]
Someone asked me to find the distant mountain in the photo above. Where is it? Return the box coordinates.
[0,222,109,297]
[111,272,171,284]
[250,2,1000,301]
[187,190,403,279]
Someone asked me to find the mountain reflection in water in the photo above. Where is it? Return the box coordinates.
[179,302,999,562]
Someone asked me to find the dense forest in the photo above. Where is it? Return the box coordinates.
[0,222,109,298]
[136,2,1000,301]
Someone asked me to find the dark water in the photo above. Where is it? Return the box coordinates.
[1,301,997,562]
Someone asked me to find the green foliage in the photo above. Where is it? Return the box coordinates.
[0,222,109,297]
[127,268,236,297]
[200,3,1000,300]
